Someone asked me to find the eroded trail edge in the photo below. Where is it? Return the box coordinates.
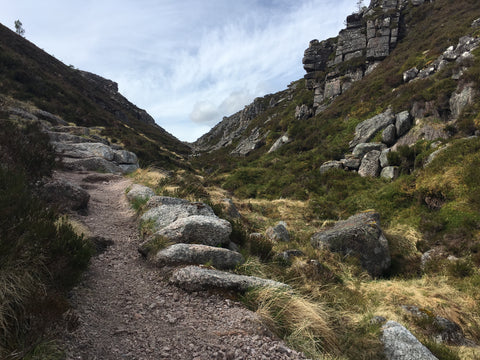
[59,171,305,360]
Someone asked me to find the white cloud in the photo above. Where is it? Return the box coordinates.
[0,0,357,142]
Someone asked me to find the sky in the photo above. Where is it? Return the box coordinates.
[1,0,358,142]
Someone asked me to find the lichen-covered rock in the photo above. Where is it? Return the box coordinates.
[382,321,438,360]
[152,243,244,270]
[380,166,400,180]
[358,150,382,177]
[126,184,155,203]
[52,142,115,161]
[231,127,266,156]
[170,266,289,292]
[382,124,397,146]
[341,157,361,170]
[311,211,390,277]
[295,104,313,120]
[62,157,124,174]
[266,222,290,242]
[395,111,412,137]
[352,142,387,158]
[380,148,391,168]
[153,215,232,247]
[320,160,344,174]
[450,84,476,120]
[350,109,395,149]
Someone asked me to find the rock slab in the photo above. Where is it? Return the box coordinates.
[170,266,289,292]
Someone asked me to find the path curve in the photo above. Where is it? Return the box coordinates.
[59,170,306,360]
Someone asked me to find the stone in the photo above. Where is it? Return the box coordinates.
[379,148,391,168]
[145,196,190,209]
[141,203,215,232]
[381,166,400,180]
[450,84,476,120]
[62,157,124,174]
[382,124,397,146]
[170,266,289,292]
[353,142,387,159]
[274,249,305,262]
[472,18,480,28]
[152,243,244,270]
[401,305,473,346]
[319,160,344,174]
[411,0,425,5]
[113,150,138,164]
[311,211,391,277]
[41,178,90,213]
[395,111,412,137]
[324,77,342,99]
[358,150,382,177]
[403,67,419,82]
[268,134,291,153]
[382,321,438,360]
[349,108,395,149]
[47,131,95,144]
[231,127,266,156]
[295,104,313,120]
[126,184,155,203]
[341,157,361,170]
[266,222,290,243]
[153,215,232,247]
[118,164,139,174]
[52,142,115,161]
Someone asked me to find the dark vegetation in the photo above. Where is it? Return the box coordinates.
[0,119,93,358]
[0,23,190,170]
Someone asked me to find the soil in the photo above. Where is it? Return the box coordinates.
[58,170,307,360]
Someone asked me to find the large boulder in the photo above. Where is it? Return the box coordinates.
[126,184,155,203]
[152,243,244,270]
[141,203,215,232]
[41,178,90,213]
[395,111,412,137]
[268,133,291,153]
[145,196,190,209]
[349,108,395,149]
[62,157,123,174]
[382,321,438,360]
[382,124,397,146]
[53,142,115,161]
[380,166,400,180]
[266,222,290,242]
[358,150,382,178]
[310,211,390,277]
[170,266,289,292]
[153,215,232,247]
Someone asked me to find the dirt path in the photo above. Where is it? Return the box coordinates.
[58,171,306,360]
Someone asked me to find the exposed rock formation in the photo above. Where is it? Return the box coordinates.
[311,211,391,277]
[40,178,90,213]
[266,222,290,243]
[126,184,156,203]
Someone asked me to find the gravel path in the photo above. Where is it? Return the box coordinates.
[59,171,306,360]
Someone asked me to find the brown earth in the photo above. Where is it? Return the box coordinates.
[58,170,306,360]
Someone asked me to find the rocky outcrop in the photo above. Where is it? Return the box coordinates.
[231,127,267,156]
[304,0,407,105]
[268,133,291,153]
[152,243,244,270]
[319,160,344,174]
[350,108,395,149]
[358,150,382,177]
[311,211,391,277]
[382,321,438,360]
[169,266,289,292]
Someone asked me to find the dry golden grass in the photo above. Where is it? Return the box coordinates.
[128,167,167,188]
[251,287,338,359]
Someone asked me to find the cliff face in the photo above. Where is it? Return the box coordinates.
[303,0,415,112]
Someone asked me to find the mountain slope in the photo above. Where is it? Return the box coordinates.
[0,23,191,169]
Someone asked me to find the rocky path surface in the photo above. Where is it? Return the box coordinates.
[59,170,306,360]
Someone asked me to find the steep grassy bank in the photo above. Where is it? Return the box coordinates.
[0,118,93,359]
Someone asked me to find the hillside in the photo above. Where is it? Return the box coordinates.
[0,23,190,169]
